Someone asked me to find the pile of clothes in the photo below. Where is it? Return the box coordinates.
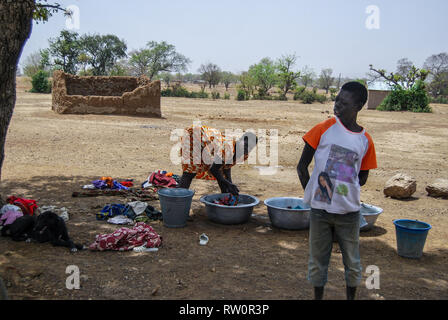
[96,200,163,225]
[0,196,39,228]
[213,194,239,206]
[142,170,181,189]
[83,177,134,191]
[6,196,38,216]
[89,222,162,251]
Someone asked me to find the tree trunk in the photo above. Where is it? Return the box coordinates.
[0,0,35,189]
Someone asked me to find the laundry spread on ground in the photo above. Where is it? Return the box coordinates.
[0,209,23,226]
[38,205,69,221]
[213,195,239,206]
[88,222,162,251]
[107,215,134,225]
[142,170,180,189]
[97,201,163,224]
[91,177,131,190]
[6,196,38,216]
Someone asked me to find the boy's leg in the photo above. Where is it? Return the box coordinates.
[334,211,362,299]
[308,208,334,297]
[178,172,196,189]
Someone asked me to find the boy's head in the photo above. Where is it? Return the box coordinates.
[334,81,368,118]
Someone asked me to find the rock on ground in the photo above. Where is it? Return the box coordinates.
[384,173,417,199]
[426,179,448,198]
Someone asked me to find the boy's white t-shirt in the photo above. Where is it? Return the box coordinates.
[303,117,377,214]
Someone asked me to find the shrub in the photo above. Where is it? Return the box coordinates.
[430,96,448,104]
[161,88,173,97]
[198,91,209,99]
[315,93,327,103]
[301,90,316,104]
[224,93,230,100]
[237,89,246,101]
[293,86,306,100]
[378,81,431,113]
[30,70,51,93]
[211,91,220,100]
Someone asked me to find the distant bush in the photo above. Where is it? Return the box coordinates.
[211,91,220,100]
[276,94,288,101]
[294,87,327,104]
[161,85,209,99]
[30,70,51,93]
[224,93,230,100]
[315,93,328,103]
[377,81,431,113]
[301,90,316,104]
[330,88,338,101]
[430,96,448,104]
[237,89,247,101]
[293,86,306,101]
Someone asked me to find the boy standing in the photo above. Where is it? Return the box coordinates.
[297,82,377,300]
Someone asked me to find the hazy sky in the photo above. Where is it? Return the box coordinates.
[19,0,448,78]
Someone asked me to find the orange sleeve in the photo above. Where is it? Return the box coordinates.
[302,118,336,150]
[361,132,378,171]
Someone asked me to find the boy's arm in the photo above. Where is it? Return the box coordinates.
[359,170,369,187]
[297,142,316,190]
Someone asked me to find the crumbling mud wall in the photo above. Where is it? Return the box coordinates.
[52,71,161,117]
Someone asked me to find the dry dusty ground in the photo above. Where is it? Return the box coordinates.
[0,78,447,300]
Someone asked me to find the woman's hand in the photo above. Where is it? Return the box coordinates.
[226,182,240,195]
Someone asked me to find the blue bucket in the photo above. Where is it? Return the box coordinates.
[393,219,432,259]
[158,188,195,228]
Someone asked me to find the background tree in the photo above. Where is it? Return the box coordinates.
[423,52,448,98]
[238,71,257,99]
[77,52,90,75]
[300,65,315,88]
[276,53,301,98]
[22,50,48,77]
[369,63,429,90]
[134,41,191,80]
[48,30,81,74]
[128,48,152,77]
[158,72,173,88]
[198,63,222,89]
[318,68,334,94]
[221,71,235,91]
[248,57,277,97]
[369,62,431,112]
[396,58,414,78]
[0,0,68,184]
[80,34,127,76]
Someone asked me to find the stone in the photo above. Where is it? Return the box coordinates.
[52,71,161,117]
[384,173,417,199]
[426,179,448,198]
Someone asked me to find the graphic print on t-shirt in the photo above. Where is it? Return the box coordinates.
[314,144,359,204]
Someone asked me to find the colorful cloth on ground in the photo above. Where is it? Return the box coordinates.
[107,215,134,225]
[97,204,136,221]
[134,205,163,223]
[149,171,178,188]
[180,125,249,180]
[127,201,148,216]
[92,179,129,190]
[6,196,38,216]
[0,204,22,216]
[88,222,162,251]
[0,210,24,226]
[213,195,239,206]
[120,180,134,188]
